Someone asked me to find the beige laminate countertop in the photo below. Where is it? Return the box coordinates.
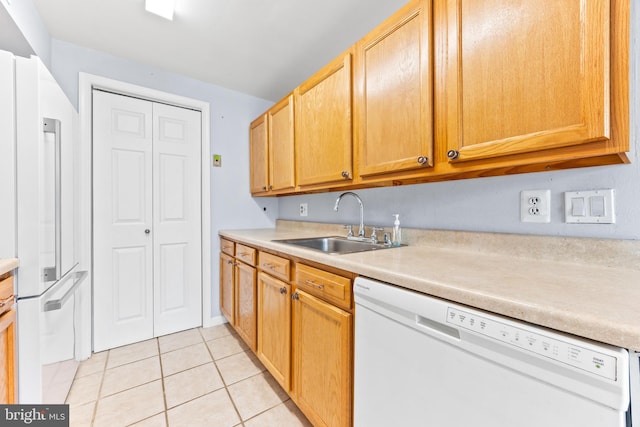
[220,221,640,351]
[0,258,18,276]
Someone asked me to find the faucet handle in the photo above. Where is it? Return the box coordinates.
[370,227,384,243]
[343,224,354,237]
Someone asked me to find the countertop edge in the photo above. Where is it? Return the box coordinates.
[219,228,640,352]
[0,258,19,277]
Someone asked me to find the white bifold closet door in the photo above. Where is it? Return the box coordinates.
[93,90,202,352]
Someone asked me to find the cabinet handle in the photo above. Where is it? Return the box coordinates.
[262,186,267,191]
[262,262,276,270]
[227,260,233,265]
[304,279,324,290]
[291,292,299,301]
[279,287,287,295]
[417,156,428,165]
[269,185,273,190]
[341,171,351,179]
[447,150,460,160]
[0,295,13,308]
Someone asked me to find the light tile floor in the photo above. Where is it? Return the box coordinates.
[67,324,312,427]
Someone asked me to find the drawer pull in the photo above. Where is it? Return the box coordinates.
[0,296,12,308]
[304,279,324,290]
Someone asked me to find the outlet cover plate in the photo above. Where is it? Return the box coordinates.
[520,190,550,223]
[299,203,308,217]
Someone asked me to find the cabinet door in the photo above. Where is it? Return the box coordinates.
[257,272,291,391]
[249,114,269,194]
[292,289,352,427]
[235,261,257,351]
[355,0,433,177]
[295,50,353,187]
[219,252,235,325]
[268,95,296,192]
[439,0,611,164]
[0,309,16,404]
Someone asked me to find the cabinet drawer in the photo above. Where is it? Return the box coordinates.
[296,264,352,310]
[236,244,257,266]
[220,238,235,256]
[258,252,291,282]
[0,276,14,317]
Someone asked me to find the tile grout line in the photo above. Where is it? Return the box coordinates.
[155,337,170,427]
[199,327,246,426]
[90,349,109,427]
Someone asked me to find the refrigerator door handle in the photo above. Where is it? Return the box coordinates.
[42,117,62,282]
[43,270,87,312]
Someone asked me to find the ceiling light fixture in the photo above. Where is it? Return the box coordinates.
[145,0,175,21]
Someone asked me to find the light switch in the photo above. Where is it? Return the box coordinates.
[564,189,615,224]
[571,197,585,216]
[590,196,605,217]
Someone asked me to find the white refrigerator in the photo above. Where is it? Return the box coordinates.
[0,49,88,404]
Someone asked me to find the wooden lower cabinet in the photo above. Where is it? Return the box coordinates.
[0,309,16,404]
[257,272,291,391]
[219,252,235,324]
[235,261,257,351]
[292,289,352,427]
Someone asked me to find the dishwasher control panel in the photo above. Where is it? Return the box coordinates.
[446,307,618,381]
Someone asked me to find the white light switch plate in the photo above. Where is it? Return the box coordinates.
[564,189,615,223]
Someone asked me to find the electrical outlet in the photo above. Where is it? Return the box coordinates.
[520,190,550,223]
[299,203,308,217]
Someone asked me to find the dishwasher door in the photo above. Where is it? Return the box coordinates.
[353,277,630,427]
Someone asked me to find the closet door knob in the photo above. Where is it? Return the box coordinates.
[145,229,151,234]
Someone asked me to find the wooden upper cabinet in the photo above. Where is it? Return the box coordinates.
[438,0,627,166]
[249,114,269,194]
[354,0,434,178]
[268,95,296,192]
[295,50,353,187]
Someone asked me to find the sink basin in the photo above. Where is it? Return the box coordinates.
[272,236,400,255]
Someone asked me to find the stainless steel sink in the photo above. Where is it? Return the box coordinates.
[272,236,399,255]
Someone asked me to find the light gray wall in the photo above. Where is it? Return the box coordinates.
[279,3,640,240]
[49,39,278,320]
[0,0,50,65]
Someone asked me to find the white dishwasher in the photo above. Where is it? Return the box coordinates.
[354,277,636,427]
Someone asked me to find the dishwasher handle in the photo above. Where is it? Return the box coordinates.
[416,315,460,340]
[43,270,88,312]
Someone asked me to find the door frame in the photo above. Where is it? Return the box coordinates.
[78,73,212,356]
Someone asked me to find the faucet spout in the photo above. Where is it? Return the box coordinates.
[334,192,365,238]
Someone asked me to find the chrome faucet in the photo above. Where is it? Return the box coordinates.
[334,192,365,238]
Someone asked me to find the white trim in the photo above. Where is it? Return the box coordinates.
[78,73,212,355]
[204,315,229,328]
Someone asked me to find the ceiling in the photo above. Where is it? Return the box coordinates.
[32,0,408,102]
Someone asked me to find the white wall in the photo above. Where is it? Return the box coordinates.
[280,3,640,241]
[49,39,278,320]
